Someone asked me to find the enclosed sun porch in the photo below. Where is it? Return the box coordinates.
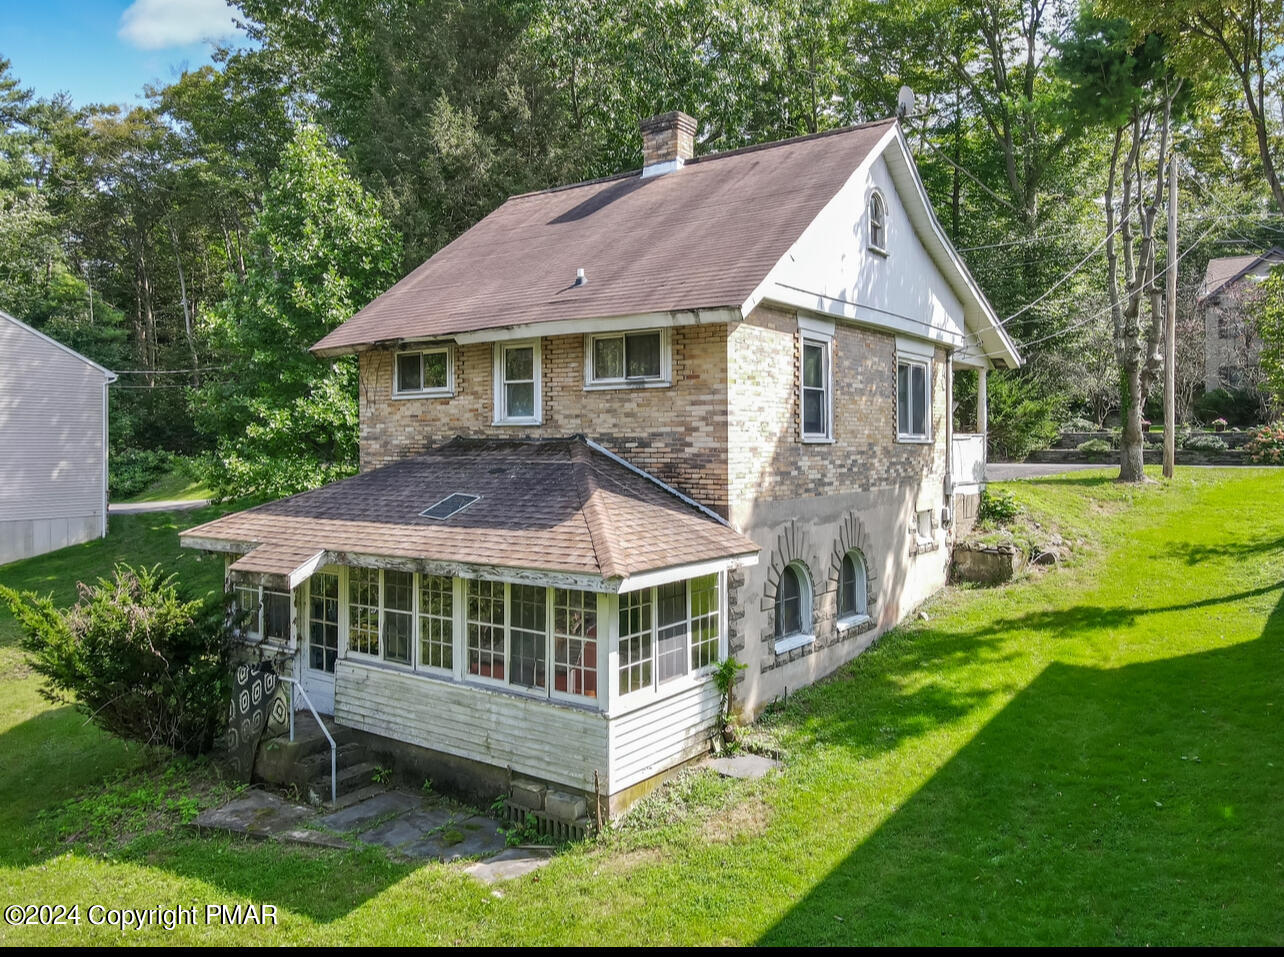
[181,437,759,807]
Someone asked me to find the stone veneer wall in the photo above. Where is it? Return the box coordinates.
[358,324,731,514]
[725,304,952,715]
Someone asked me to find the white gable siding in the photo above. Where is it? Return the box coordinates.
[0,314,112,564]
[757,152,966,350]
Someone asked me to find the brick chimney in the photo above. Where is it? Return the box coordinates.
[640,111,697,177]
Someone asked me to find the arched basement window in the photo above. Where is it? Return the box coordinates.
[775,563,812,639]
[839,550,868,619]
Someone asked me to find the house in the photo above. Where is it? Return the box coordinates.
[0,310,116,565]
[181,113,1020,816]
[1198,247,1284,392]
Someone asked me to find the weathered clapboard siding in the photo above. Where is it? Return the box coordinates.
[607,680,721,791]
[334,659,609,792]
[0,312,114,564]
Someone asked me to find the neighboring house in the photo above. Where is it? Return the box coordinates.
[0,310,116,565]
[182,113,1020,814]
[1199,247,1284,392]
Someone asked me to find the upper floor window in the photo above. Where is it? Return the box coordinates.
[801,337,832,440]
[494,340,541,424]
[586,329,670,387]
[897,357,931,441]
[394,345,453,397]
[869,190,888,253]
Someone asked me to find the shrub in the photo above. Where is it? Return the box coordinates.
[1077,438,1112,454]
[1195,388,1261,428]
[983,373,1066,462]
[1244,423,1284,465]
[1182,433,1228,452]
[0,565,232,755]
[108,448,176,500]
[978,488,1020,524]
[1059,417,1098,433]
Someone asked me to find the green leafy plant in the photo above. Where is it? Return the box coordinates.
[108,448,177,500]
[0,565,230,754]
[978,488,1020,525]
[1243,422,1284,464]
[1059,417,1099,433]
[421,778,434,796]
[713,656,748,732]
[1077,438,1113,454]
[371,766,393,785]
[1182,433,1228,452]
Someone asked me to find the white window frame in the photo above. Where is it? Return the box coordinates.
[773,561,815,655]
[392,344,454,399]
[493,339,542,425]
[583,328,671,389]
[800,334,834,443]
[868,189,888,255]
[233,582,294,649]
[896,355,932,443]
[611,571,726,711]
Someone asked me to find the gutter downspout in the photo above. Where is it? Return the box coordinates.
[943,356,954,540]
[102,371,118,539]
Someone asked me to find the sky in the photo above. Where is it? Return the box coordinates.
[0,0,249,108]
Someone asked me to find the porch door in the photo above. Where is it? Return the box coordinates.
[303,571,339,714]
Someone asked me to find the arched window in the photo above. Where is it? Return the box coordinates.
[838,550,868,619]
[869,191,887,252]
[775,563,812,638]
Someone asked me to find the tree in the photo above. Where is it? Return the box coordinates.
[1058,15,1189,481]
[190,124,401,499]
[1255,265,1284,414]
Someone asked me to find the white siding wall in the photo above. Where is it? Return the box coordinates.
[0,315,110,564]
[608,681,721,791]
[334,659,610,792]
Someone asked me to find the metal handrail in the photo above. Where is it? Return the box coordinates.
[279,676,337,805]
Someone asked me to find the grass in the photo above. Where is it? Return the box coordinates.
[1,468,1281,944]
[120,469,212,504]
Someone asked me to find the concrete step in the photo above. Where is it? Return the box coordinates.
[327,761,382,798]
[297,740,368,786]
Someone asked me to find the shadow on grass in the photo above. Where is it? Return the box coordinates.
[1171,535,1284,566]
[760,590,1284,946]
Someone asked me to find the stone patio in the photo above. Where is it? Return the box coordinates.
[192,787,552,882]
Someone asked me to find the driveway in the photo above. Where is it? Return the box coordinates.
[109,498,211,515]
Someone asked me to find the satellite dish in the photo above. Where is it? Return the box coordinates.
[897,85,915,118]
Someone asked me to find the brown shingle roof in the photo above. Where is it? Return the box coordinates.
[182,437,758,583]
[1200,247,1284,301]
[312,120,897,355]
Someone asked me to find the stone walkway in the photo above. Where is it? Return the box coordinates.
[193,787,552,882]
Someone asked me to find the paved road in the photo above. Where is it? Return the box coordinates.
[985,463,1110,481]
[109,498,211,515]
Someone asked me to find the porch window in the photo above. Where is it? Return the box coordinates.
[508,584,547,690]
[553,588,597,698]
[897,357,930,441]
[234,583,292,645]
[586,330,669,386]
[617,573,724,698]
[382,570,413,665]
[466,579,506,680]
[348,567,380,656]
[393,345,452,397]
[418,574,453,672]
[494,340,541,424]
[308,571,339,672]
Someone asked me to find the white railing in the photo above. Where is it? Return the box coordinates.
[280,676,337,805]
[952,433,987,488]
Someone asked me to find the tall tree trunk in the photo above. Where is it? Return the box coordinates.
[168,220,200,386]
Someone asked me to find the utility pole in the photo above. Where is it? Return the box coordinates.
[1163,151,1177,479]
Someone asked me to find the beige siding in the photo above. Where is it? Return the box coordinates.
[607,682,721,791]
[333,659,610,792]
[0,315,110,561]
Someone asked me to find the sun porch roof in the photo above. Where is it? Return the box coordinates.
[181,437,759,592]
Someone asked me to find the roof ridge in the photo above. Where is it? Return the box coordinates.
[569,440,624,579]
[505,117,899,202]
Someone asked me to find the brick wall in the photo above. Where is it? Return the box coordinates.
[359,324,731,513]
[726,304,948,517]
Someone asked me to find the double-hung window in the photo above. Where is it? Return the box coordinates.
[494,340,541,424]
[234,583,292,645]
[393,345,452,397]
[616,573,723,700]
[799,317,834,442]
[586,330,669,387]
[897,356,931,441]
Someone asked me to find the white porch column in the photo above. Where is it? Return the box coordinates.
[977,367,988,436]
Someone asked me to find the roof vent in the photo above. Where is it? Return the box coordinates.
[640,111,697,178]
[575,268,586,286]
[420,493,479,520]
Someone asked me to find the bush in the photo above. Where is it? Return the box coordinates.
[109,448,176,500]
[1195,388,1261,428]
[1059,417,1098,433]
[1077,438,1113,454]
[0,565,232,755]
[1244,423,1284,465]
[978,488,1020,525]
[1182,433,1228,452]
[984,373,1066,461]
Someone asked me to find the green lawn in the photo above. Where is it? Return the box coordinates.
[119,469,212,504]
[1,469,1281,945]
